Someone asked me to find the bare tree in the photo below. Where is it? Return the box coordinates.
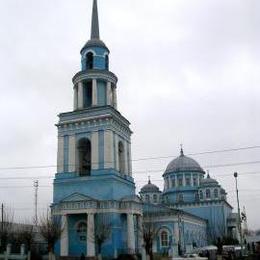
[93,214,112,258]
[39,212,62,260]
[16,223,34,252]
[142,211,157,260]
[0,205,14,253]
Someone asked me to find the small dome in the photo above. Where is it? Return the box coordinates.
[140,179,160,193]
[81,39,109,54]
[201,173,219,186]
[164,149,204,174]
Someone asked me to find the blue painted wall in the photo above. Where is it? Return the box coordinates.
[81,47,109,71]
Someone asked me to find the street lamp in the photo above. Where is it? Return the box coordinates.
[234,172,243,250]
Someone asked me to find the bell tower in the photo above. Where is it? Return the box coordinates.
[53,0,135,203]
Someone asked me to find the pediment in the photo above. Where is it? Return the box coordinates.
[61,193,95,202]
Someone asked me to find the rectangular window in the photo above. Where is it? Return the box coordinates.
[193,177,198,186]
[186,177,190,186]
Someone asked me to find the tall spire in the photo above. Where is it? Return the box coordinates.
[91,0,100,40]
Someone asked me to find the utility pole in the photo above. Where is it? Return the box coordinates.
[234,172,243,251]
[34,180,39,226]
[1,203,3,232]
[1,203,3,248]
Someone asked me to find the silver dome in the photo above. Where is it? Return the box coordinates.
[140,179,160,193]
[200,174,219,186]
[164,149,204,174]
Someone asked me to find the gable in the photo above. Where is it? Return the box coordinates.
[61,193,95,202]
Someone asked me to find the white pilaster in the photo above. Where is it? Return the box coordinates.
[183,174,186,187]
[73,85,78,110]
[92,79,97,106]
[124,140,129,175]
[191,173,194,186]
[115,134,119,171]
[60,215,68,256]
[78,82,84,109]
[174,221,180,245]
[113,87,118,109]
[106,81,112,106]
[68,135,76,172]
[87,213,95,257]
[91,132,99,170]
[127,214,135,253]
[128,142,132,176]
[57,136,64,173]
[169,177,172,188]
[104,130,114,169]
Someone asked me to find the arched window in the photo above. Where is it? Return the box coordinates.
[193,177,198,186]
[153,194,158,203]
[195,192,199,201]
[118,141,125,174]
[206,189,211,199]
[161,231,169,247]
[76,221,87,242]
[199,190,203,200]
[214,188,219,198]
[86,52,94,70]
[105,55,109,70]
[145,194,150,202]
[78,138,91,176]
[186,177,191,186]
[178,177,183,187]
[76,221,87,233]
[171,178,176,188]
[177,193,184,203]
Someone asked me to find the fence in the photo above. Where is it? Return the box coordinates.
[0,244,28,260]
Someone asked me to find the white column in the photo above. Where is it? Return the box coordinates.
[87,213,95,257]
[127,214,135,253]
[91,132,99,170]
[73,85,78,110]
[106,81,112,106]
[92,79,97,106]
[137,215,144,253]
[176,175,178,187]
[78,82,84,109]
[113,87,118,109]
[104,130,114,169]
[183,174,186,187]
[57,136,64,173]
[60,215,69,256]
[68,135,76,172]
[124,140,129,175]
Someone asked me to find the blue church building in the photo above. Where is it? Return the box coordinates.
[52,0,239,258]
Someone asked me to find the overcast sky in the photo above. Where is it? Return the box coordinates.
[0,0,259,229]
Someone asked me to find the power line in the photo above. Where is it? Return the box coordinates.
[1,169,260,182]
[0,145,259,171]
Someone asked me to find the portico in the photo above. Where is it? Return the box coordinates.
[52,193,143,257]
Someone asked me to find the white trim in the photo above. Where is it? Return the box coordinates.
[83,49,97,57]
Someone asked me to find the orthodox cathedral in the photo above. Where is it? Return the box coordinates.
[52,0,239,258]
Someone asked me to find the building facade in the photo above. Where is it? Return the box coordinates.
[52,0,238,258]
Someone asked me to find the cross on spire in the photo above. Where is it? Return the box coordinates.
[180,144,184,156]
[91,0,100,39]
